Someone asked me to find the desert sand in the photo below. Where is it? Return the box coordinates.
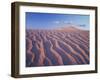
[26,27,89,67]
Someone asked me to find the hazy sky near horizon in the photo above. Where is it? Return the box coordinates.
[26,12,90,30]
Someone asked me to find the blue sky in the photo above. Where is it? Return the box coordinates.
[26,12,90,30]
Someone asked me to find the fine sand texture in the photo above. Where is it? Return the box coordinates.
[26,27,89,67]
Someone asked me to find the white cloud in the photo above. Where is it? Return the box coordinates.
[53,21,60,24]
[64,21,68,23]
[63,21,73,24]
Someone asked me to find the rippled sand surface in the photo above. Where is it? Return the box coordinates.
[26,27,89,67]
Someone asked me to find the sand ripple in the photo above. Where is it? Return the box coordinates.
[26,29,89,67]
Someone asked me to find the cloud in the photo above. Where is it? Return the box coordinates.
[79,24,86,27]
[64,21,73,24]
[53,21,60,24]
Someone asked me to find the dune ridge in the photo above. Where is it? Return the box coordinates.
[26,27,89,67]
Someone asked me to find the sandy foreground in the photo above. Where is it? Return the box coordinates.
[26,27,89,67]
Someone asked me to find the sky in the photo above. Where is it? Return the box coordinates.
[26,12,90,30]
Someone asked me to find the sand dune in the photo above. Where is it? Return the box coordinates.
[26,27,89,67]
